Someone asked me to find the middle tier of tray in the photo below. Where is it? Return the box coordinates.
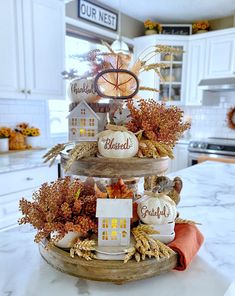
[60,153,168,178]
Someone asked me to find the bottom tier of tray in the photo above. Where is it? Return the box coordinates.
[39,239,178,284]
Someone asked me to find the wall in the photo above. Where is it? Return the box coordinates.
[0,99,50,147]
[183,92,235,139]
[66,0,144,38]
[210,15,235,30]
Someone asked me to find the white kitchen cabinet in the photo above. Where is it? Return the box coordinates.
[134,35,188,105]
[0,165,57,231]
[0,0,25,99]
[186,38,206,105]
[134,35,158,100]
[0,0,65,100]
[167,143,189,173]
[205,33,235,78]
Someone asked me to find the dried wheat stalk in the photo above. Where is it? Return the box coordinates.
[64,142,98,172]
[124,225,175,263]
[43,143,71,166]
[138,140,174,159]
[139,86,159,92]
[175,217,202,225]
[70,238,97,260]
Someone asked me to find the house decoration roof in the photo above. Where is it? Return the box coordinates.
[96,199,133,218]
[66,100,100,120]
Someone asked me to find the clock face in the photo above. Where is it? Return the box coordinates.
[94,69,139,100]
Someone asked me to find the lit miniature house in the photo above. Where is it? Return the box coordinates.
[68,100,99,142]
[96,199,133,247]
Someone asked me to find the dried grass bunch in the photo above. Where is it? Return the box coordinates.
[19,176,98,244]
[126,99,190,147]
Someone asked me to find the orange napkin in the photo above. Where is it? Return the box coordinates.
[168,223,204,271]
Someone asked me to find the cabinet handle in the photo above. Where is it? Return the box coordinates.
[26,177,33,181]
[27,90,31,94]
[21,89,26,93]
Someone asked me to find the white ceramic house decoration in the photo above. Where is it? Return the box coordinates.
[67,100,100,142]
[96,199,133,247]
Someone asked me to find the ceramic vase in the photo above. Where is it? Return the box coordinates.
[26,136,40,147]
[52,231,81,249]
[0,138,9,152]
[196,29,208,34]
[145,29,157,35]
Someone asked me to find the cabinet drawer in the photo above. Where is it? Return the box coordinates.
[0,166,57,196]
[0,189,34,230]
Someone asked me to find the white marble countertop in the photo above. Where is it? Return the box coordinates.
[0,161,235,296]
[0,149,49,174]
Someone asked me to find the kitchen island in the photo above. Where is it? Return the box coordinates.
[0,161,235,296]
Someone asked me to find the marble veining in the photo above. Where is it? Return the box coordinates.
[0,161,235,296]
[0,149,50,174]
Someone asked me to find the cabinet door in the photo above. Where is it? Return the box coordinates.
[0,189,35,231]
[167,143,189,173]
[155,39,188,105]
[186,39,206,105]
[23,0,65,99]
[134,35,157,100]
[0,166,58,196]
[0,0,25,99]
[205,34,235,78]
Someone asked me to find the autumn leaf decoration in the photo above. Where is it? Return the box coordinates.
[106,178,134,199]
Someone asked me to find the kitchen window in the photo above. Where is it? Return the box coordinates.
[48,33,108,144]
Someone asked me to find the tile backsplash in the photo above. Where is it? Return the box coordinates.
[1,93,235,148]
[0,99,50,147]
[183,92,235,139]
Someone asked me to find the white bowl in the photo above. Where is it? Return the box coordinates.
[150,232,175,244]
[140,222,175,235]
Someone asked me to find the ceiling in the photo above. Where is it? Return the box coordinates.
[98,0,235,23]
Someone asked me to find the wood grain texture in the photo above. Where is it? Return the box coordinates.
[39,239,177,284]
[60,154,169,178]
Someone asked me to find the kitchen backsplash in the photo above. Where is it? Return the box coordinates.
[1,95,235,147]
[0,99,50,147]
[183,94,235,139]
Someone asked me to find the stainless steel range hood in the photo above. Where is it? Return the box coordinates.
[198,77,235,91]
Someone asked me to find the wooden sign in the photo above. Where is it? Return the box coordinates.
[78,0,118,31]
[161,24,192,35]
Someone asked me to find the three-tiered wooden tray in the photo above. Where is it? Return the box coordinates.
[39,153,178,284]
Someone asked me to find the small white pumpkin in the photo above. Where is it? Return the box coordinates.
[68,78,99,103]
[98,125,139,158]
[137,191,177,225]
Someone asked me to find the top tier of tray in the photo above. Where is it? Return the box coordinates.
[60,151,168,178]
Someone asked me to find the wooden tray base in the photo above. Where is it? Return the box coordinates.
[39,239,178,284]
[60,154,169,178]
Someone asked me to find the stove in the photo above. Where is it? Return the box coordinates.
[188,137,235,165]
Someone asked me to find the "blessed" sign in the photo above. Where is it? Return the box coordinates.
[78,0,118,31]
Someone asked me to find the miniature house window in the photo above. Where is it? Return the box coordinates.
[79,129,86,137]
[80,118,86,126]
[81,109,86,115]
[111,230,117,240]
[122,230,127,238]
[120,219,126,228]
[89,118,95,126]
[102,230,108,240]
[71,118,78,126]
[111,218,118,229]
[87,129,95,137]
[102,218,108,228]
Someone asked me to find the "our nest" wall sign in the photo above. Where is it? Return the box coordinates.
[78,0,118,31]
